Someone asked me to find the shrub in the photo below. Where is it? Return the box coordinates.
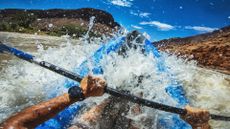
[12,13,37,28]
[10,23,20,31]
[60,24,87,37]
[46,24,88,38]
[0,22,10,31]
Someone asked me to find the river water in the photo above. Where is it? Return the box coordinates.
[0,32,229,129]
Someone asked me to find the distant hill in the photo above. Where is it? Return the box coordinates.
[154,26,230,74]
[0,8,120,38]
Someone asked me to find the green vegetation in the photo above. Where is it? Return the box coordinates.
[0,17,100,38]
[0,13,37,32]
[0,22,10,31]
[12,13,37,28]
[47,24,87,37]
[0,9,115,38]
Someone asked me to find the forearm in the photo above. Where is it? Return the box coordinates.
[0,75,106,129]
[0,93,77,129]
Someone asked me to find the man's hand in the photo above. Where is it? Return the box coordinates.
[80,75,106,98]
[181,105,210,129]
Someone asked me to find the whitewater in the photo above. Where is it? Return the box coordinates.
[0,30,229,128]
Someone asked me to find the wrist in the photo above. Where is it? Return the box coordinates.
[68,86,85,102]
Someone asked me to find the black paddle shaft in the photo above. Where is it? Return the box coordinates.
[36,61,83,82]
[35,61,230,121]
[36,61,186,115]
[105,87,186,114]
[30,61,230,121]
[1,43,230,121]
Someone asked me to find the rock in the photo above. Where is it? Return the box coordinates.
[154,26,230,75]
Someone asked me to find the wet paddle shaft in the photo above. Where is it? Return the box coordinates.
[0,43,229,121]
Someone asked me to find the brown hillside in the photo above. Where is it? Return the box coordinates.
[0,8,120,37]
[154,26,230,74]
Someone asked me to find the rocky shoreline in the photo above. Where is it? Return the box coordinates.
[154,26,230,75]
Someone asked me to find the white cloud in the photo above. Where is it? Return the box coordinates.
[130,10,138,16]
[140,21,174,31]
[131,25,143,29]
[185,26,218,32]
[228,16,230,19]
[130,10,151,18]
[109,0,133,7]
[139,12,151,18]
[143,32,151,40]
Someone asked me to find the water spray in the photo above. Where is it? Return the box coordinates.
[0,42,230,121]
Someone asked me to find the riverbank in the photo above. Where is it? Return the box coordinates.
[155,26,230,75]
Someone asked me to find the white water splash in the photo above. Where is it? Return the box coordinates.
[72,42,230,129]
[0,33,229,128]
[98,49,230,128]
[83,16,96,41]
[0,38,100,122]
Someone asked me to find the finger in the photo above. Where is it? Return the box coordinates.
[87,76,95,92]
[87,75,93,84]
[201,111,210,121]
[95,77,104,83]
[98,79,106,86]
[185,105,191,111]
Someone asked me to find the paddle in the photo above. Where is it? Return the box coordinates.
[0,42,229,121]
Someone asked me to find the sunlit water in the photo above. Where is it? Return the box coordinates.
[0,33,229,129]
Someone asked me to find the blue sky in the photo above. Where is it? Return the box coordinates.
[0,0,230,41]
